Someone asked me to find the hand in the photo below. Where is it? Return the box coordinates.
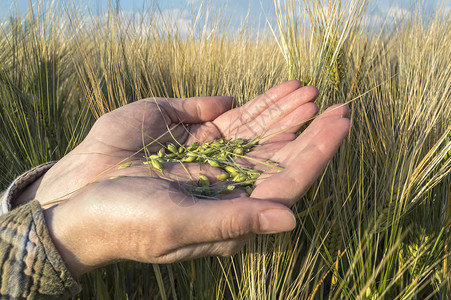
[250,103,350,206]
[18,80,322,207]
[211,80,350,206]
[43,175,297,277]
[17,94,236,206]
[16,80,350,278]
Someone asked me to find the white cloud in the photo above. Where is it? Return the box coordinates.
[387,6,411,19]
[79,9,195,37]
[360,5,413,29]
[155,9,193,35]
[361,13,384,29]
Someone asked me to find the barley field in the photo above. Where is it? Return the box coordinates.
[0,0,450,299]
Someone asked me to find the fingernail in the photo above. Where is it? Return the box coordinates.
[258,209,296,233]
[341,104,351,117]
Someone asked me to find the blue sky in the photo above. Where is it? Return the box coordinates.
[1,0,449,31]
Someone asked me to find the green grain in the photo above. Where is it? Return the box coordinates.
[118,162,132,169]
[143,138,269,198]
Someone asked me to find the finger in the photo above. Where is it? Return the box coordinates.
[247,86,318,131]
[311,103,351,124]
[273,85,319,115]
[232,142,289,170]
[239,80,304,122]
[212,80,302,138]
[260,102,319,142]
[184,122,224,145]
[155,236,250,263]
[89,96,233,152]
[168,237,252,262]
[153,96,235,124]
[129,96,234,150]
[214,85,318,141]
[252,110,350,206]
[274,104,350,156]
[169,196,296,245]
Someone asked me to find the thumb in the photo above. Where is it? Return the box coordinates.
[174,197,296,245]
[151,96,235,124]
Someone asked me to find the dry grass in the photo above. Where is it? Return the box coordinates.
[0,0,450,299]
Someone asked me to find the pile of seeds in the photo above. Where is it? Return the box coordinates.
[144,138,264,199]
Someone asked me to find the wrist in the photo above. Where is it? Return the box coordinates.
[43,205,88,277]
[42,198,118,277]
[3,162,56,211]
[15,175,44,207]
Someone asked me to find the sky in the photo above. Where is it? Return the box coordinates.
[1,0,449,32]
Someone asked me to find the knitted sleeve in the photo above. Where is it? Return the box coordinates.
[0,200,81,299]
[1,162,55,215]
[0,163,81,299]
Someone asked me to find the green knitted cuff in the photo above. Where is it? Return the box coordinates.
[0,200,81,299]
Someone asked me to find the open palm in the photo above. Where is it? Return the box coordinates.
[32,80,348,207]
[33,80,350,276]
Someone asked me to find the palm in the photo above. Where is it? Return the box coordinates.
[36,80,349,208]
[239,103,350,206]
[87,81,324,190]
[210,81,350,206]
[34,95,233,204]
[38,80,351,275]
